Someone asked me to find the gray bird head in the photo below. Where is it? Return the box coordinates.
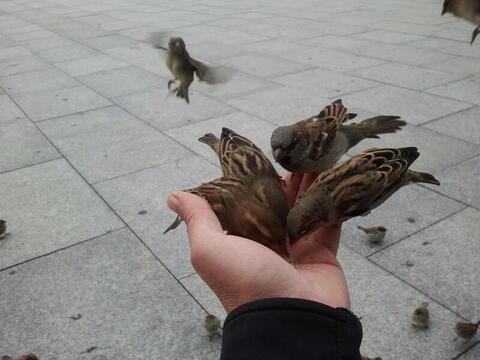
[271,126,306,172]
[168,37,186,53]
[441,0,451,15]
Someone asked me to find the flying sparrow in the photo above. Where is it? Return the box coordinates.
[148,33,230,103]
[454,321,479,340]
[287,147,439,242]
[411,302,430,328]
[357,226,387,244]
[442,0,480,44]
[204,314,222,339]
[271,99,406,173]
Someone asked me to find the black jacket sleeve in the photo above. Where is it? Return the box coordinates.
[220,298,362,360]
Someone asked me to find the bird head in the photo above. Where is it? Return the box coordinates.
[271,126,306,172]
[0,220,5,225]
[168,37,186,53]
[441,0,451,15]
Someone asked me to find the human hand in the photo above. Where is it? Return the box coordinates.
[167,172,350,313]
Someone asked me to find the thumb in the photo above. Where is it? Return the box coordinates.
[167,191,223,240]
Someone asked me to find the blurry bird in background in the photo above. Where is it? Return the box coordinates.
[204,314,222,340]
[148,33,231,103]
[287,147,439,242]
[271,99,406,173]
[0,220,7,239]
[357,225,387,244]
[454,321,479,340]
[164,128,289,257]
[411,302,430,328]
[1,354,39,360]
[442,0,480,44]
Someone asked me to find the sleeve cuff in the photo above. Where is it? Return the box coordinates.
[220,298,362,360]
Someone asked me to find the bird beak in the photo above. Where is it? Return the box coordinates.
[273,149,281,161]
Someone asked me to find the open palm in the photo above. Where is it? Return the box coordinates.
[167,172,349,313]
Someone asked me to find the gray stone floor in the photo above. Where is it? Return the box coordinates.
[0,0,479,359]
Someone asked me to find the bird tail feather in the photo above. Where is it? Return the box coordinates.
[359,116,407,138]
[406,171,440,186]
[163,215,183,234]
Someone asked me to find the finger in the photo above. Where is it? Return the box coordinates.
[298,171,320,197]
[283,172,303,207]
[290,224,342,264]
[167,191,224,244]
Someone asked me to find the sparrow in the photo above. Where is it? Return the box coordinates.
[0,220,7,239]
[148,33,230,103]
[287,147,439,242]
[454,321,479,340]
[357,225,387,244]
[411,302,430,328]
[204,314,222,339]
[442,0,480,44]
[271,99,406,173]
[164,177,289,256]
[1,355,39,360]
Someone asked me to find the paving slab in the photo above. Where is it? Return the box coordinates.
[424,56,480,75]
[0,159,122,269]
[0,228,221,360]
[36,45,98,63]
[78,34,139,50]
[340,85,474,125]
[300,35,377,52]
[459,344,480,360]
[370,207,480,321]
[0,55,50,77]
[349,124,480,174]
[0,45,30,61]
[225,86,327,126]
[434,155,480,208]
[55,54,129,77]
[165,111,280,172]
[353,30,426,44]
[17,34,78,52]
[426,77,480,106]
[279,46,386,72]
[12,85,111,122]
[273,67,381,98]
[0,68,79,95]
[94,156,220,279]
[112,87,236,130]
[338,246,463,360]
[0,117,60,173]
[0,94,24,123]
[77,66,167,98]
[38,106,192,184]
[349,62,468,90]
[341,184,464,256]
[216,52,312,78]
[423,106,480,145]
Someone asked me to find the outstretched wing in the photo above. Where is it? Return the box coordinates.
[187,54,232,84]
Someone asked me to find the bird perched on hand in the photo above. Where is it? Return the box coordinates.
[164,128,289,257]
[454,321,479,340]
[357,225,387,244]
[148,33,230,103]
[2,354,39,360]
[204,314,222,339]
[411,302,430,328]
[442,0,480,44]
[271,99,406,173]
[287,147,439,242]
[0,220,7,239]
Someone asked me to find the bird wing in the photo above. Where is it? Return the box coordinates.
[147,32,170,55]
[218,127,280,180]
[314,147,419,218]
[186,53,232,84]
[299,99,357,161]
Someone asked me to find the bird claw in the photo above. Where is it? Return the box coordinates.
[167,80,176,90]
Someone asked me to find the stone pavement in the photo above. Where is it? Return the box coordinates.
[0,0,479,359]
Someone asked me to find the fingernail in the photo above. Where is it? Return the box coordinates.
[167,194,180,212]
